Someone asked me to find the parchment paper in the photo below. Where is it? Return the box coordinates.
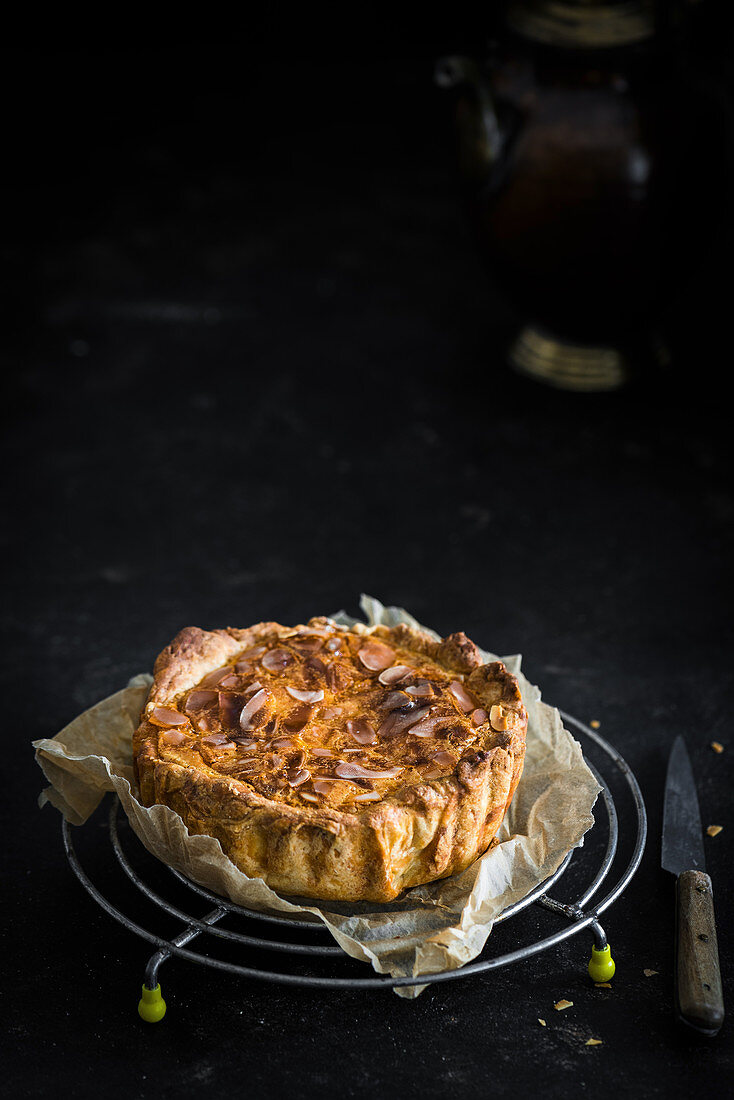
[33,595,600,997]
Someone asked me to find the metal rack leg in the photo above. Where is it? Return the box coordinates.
[537,896,616,983]
[138,907,228,1022]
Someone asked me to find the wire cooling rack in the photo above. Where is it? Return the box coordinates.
[61,712,646,1020]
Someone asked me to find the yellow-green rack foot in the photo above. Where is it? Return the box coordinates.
[588,944,615,983]
[138,983,166,1022]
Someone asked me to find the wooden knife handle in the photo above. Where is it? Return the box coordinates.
[676,870,725,1035]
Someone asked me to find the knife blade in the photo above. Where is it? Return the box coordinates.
[662,735,724,1036]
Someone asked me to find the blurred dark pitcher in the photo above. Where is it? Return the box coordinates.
[436,0,729,390]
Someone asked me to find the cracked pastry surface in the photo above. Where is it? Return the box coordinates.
[133,616,528,902]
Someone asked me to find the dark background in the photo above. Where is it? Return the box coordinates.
[2,7,733,1097]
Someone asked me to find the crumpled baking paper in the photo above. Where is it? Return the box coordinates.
[33,595,601,997]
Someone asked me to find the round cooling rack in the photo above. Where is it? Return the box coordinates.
[60,711,647,1020]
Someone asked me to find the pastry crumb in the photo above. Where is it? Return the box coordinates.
[590,719,601,729]
[643,969,658,977]
[538,1018,546,1027]
[586,1038,603,1046]
[554,999,574,1011]
[710,741,724,754]
[595,982,612,988]
[706,825,723,837]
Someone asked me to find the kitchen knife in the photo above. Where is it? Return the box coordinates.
[662,735,724,1036]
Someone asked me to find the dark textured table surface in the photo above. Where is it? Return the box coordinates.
[2,36,733,1098]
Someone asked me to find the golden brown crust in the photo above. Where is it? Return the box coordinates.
[133,617,527,902]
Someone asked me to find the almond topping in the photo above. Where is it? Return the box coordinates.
[300,791,319,803]
[311,747,335,758]
[219,674,241,689]
[421,764,443,779]
[378,664,413,686]
[585,1039,602,1046]
[271,736,298,751]
[202,732,233,748]
[261,648,294,673]
[283,704,313,732]
[378,691,413,710]
[219,691,248,727]
[405,681,435,698]
[239,688,269,731]
[312,779,341,796]
[643,969,658,977]
[286,686,325,703]
[378,705,431,741]
[353,792,381,803]
[199,666,232,688]
[232,764,258,779]
[150,706,188,728]
[346,718,377,745]
[287,768,310,787]
[433,750,457,768]
[470,708,487,726]
[305,656,327,677]
[489,704,514,731]
[290,636,323,654]
[448,681,475,712]
[409,713,452,738]
[160,728,187,745]
[554,1000,573,1011]
[334,762,403,780]
[707,825,723,837]
[185,690,218,715]
[711,741,724,753]
[357,642,396,671]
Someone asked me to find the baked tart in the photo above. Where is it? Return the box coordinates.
[133,617,527,902]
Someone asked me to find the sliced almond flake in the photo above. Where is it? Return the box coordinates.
[160,728,187,746]
[554,999,573,1011]
[595,982,612,989]
[643,969,658,977]
[149,706,188,728]
[287,768,310,788]
[585,1039,603,1046]
[357,642,395,671]
[334,762,403,780]
[711,741,724,753]
[378,664,413,686]
[239,688,269,730]
[538,1019,546,1027]
[448,680,475,713]
[707,824,723,837]
[286,686,324,704]
[489,704,512,731]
